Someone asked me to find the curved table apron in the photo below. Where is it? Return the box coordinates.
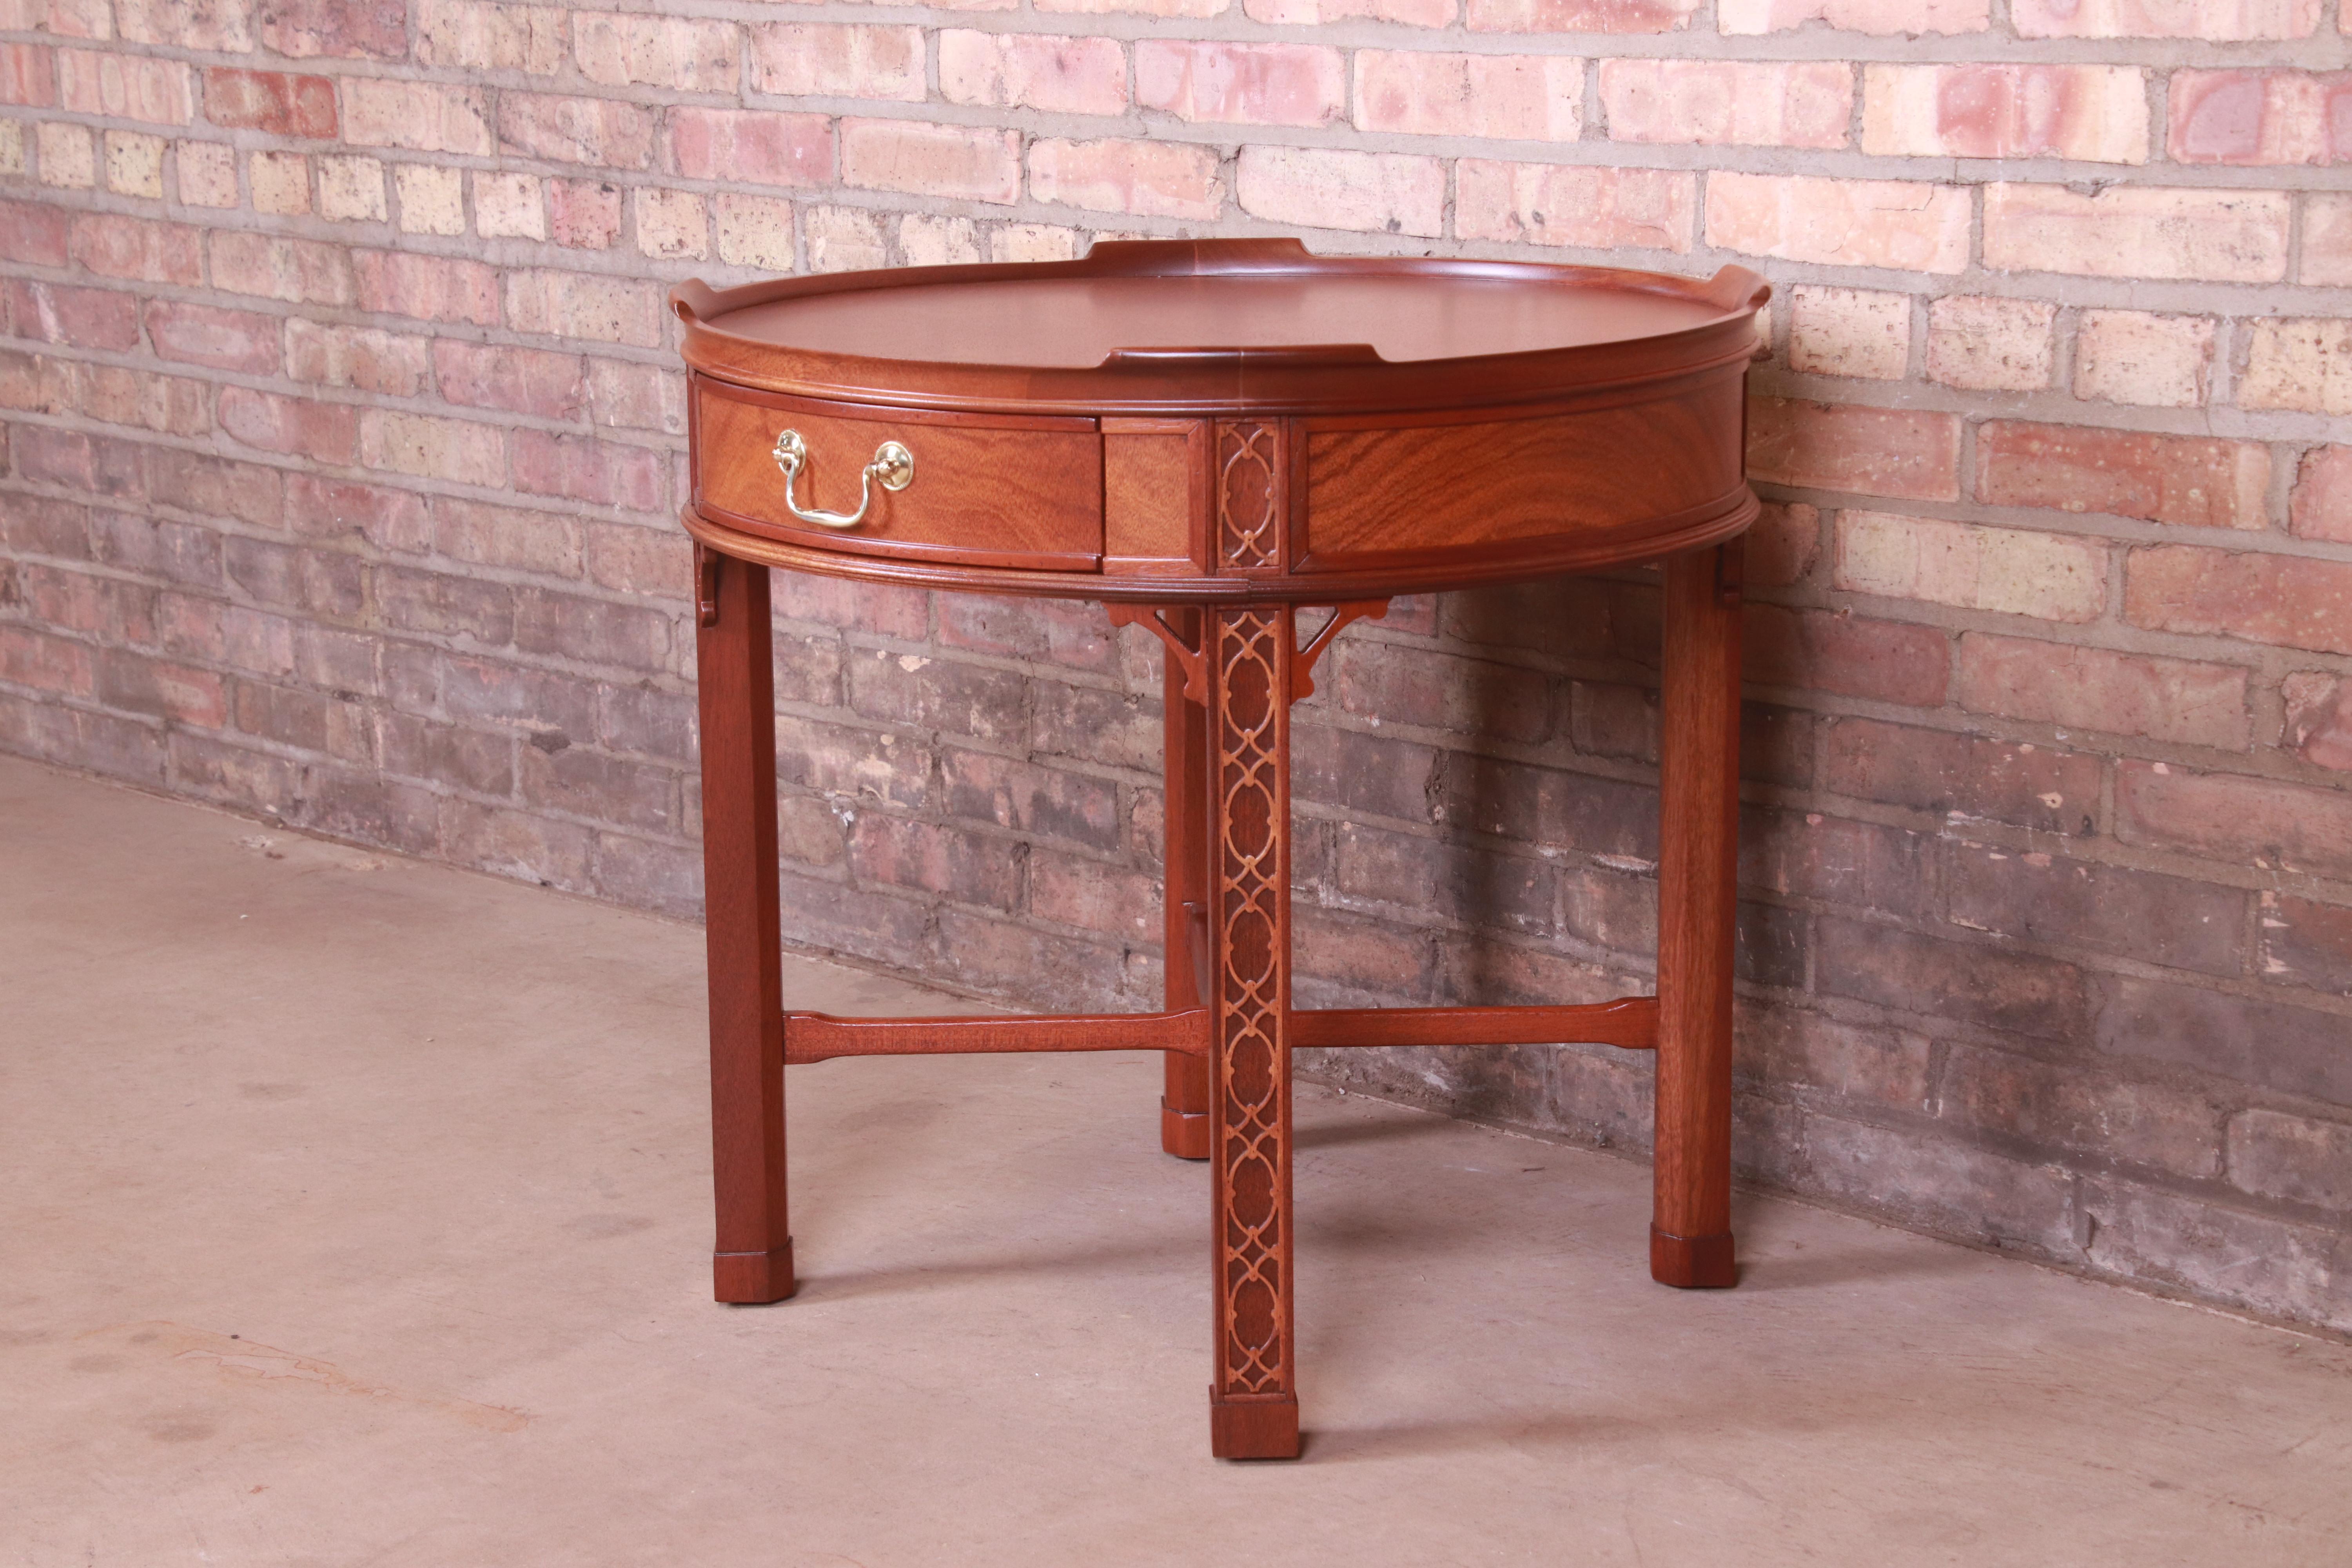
[675,240,1765,1461]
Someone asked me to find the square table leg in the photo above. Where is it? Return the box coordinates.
[695,547,795,1304]
[1205,604,1301,1459]
[1160,610,1214,1161]
[1652,540,1743,1289]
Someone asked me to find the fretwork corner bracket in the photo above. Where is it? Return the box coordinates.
[1108,604,1207,702]
[1110,598,1391,708]
[1292,599,1388,701]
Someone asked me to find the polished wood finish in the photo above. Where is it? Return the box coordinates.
[1652,540,1744,1290]
[1207,604,1299,1460]
[678,239,1764,1457]
[695,546,794,1305]
[693,380,1102,572]
[785,1009,1209,1065]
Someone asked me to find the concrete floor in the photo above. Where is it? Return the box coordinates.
[4,754,2351,1567]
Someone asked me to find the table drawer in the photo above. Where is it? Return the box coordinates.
[693,379,1103,571]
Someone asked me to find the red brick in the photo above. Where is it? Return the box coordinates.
[0,42,55,107]
[1357,49,1586,141]
[497,92,653,171]
[2117,760,2352,878]
[1958,632,2249,750]
[941,30,1127,115]
[144,299,281,374]
[1819,918,2084,1040]
[2169,69,2352,165]
[772,573,927,641]
[1983,183,2290,283]
[258,0,409,59]
[0,200,69,266]
[203,66,337,137]
[1722,0,1987,31]
[1465,0,1699,30]
[842,118,1020,204]
[5,282,138,351]
[1747,399,1960,501]
[2290,446,2352,543]
[68,214,201,285]
[2260,893,2352,999]
[1455,161,1693,252]
[1136,40,1344,127]
[1939,1045,2223,1178]
[1975,422,2269,530]
[667,108,832,186]
[285,473,430,553]
[0,624,97,698]
[936,595,1115,671]
[514,588,671,673]
[56,48,192,123]
[98,649,227,728]
[218,386,360,465]
[353,249,500,327]
[1862,64,2148,163]
[145,448,281,527]
[1600,59,1850,149]
[430,339,584,421]
[849,815,1021,911]
[18,428,145,501]
[1747,501,1820,588]
[2283,672,2352,772]
[548,179,622,249]
[286,320,431,397]
[1824,716,2100,835]
[2125,545,2352,657]
[2014,0,2319,37]
[508,431,666,512]
[1336,642,1551,743]
[1744,604,1950,707]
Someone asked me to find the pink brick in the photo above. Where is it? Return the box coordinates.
[1236,145,1444,236]
[1455,160,1692,251]
[755,24,926,103]
[2013,0,2318,38]
[497,93,655,171]
[1862,64,2148,163]
[1744,604,1950,706]
[2117,761,2352,878]
[260,0,410,58]
[7,281,141,350]
[1466,0,1698,30]
[1028,137,1222,221]
[550,178,623,249]
[2127,545,2352,657]
[1355,50,1583,140]
[504,269,665,348]
[209,232,354,305]
[145,299,281,374]
[2169,70,2352,165]
[56,49,191,123]
[2303,193,2352,286]
[573,13,740,94]
[285,320,431,396]
[1959,633,2249,750]
[203,67,337,137]
[434,339,586,420]
[1,42,55,106]
[219,387,360,466]
[1787,285,1910,379]
[510,431,666,511]
[1721,0,1987,31]
[668,108,833,187]
[0,200,69,267]
[353,250,500,327]
[842,119,1021,205]
[1982,183,2288,282]
[2239,318,2352,416]
[68,214,200,284]
[340,78,492,155]
[1924,296,2054,392]
[1748,399,1960,501]
[2074,311,2214,409]
[1706,173,1970,274]
[2283,672,2352,771]
[1136,40,1344,127]
[2291,446,2352,543]
[941,31,1128,115]
[1247,0,1454,20]
[1034,0,1211,13]
[1601,60,1849,148]
[1977,423,2269,531]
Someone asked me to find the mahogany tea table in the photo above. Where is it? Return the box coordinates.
[672,239,1767,1460]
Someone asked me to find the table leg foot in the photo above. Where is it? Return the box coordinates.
[1649,1225,1736,1289]
[1160,1098,1211,1160]
[714,1243,797,1304]
[1210,1394,1301,1460]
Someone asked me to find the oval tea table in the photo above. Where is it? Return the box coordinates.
[672,238,1768,1460]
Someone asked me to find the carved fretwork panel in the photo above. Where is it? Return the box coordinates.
[1209,605,1294,1400]
[1215,421,1284,572]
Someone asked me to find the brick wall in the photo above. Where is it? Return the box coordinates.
[3,0,2349,1332]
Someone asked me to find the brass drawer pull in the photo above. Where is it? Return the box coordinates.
[771,429,913,530]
